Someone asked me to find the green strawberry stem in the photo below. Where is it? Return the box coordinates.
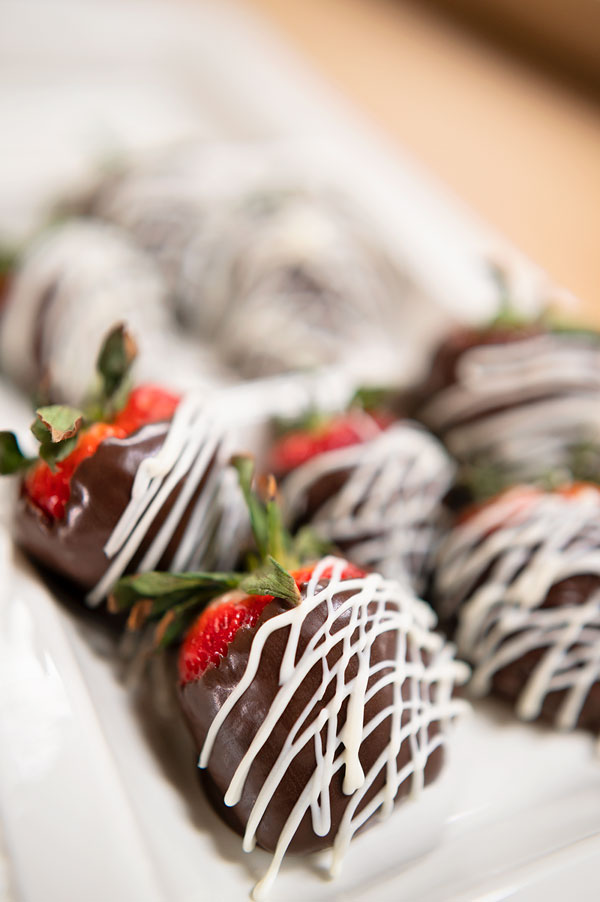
[0,324,138,476]
[109,458,325,647]
[231,455,301,571]
[0,244,18,278]
[543,312,600,342]
[89,323,137,420]
[273,408,329,439]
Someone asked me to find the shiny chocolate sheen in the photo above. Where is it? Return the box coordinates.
[14,421,207,594]
[179,579,443,855]
[287,466,350,530]
[490,574,600,733]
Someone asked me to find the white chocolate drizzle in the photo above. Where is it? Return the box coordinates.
[419,333,600,479]
[88,145,406,380]
[86,393,234,605]
[0,219,224,404]
[86,371,359,605]
[280,421,455,592]
[211,191,402,378]
[434,487,600,733]
[199,556,468,900]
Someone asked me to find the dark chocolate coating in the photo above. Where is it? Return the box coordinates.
[279,428,449,591]
[409,324,600,436]
[14,422,210,595]
[490,574,600,732]
[285,465,350,531]
[179,579,443,855]
[291,465,437,587]
[436,559,600,733]
[409,324,600,508]
[407,324,542,425]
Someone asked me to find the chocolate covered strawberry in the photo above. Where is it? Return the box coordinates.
[3,218,230,408]
[23,384,179,521]
[0,326,230,602]
[271,397,455,593]
[271,405,394,476]
[433,481,600,736]
[112,459,468,899]
[178,559,367,683]
[409,307,600,484]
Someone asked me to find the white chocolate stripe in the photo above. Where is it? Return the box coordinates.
[85,370,360,606]
[443,395,600,460]
[422,335,600,428]
[419,334,600,478]
[198,556,468,900]
[86,395,226,605]
[280,423,454,592]
[435,488,600,733]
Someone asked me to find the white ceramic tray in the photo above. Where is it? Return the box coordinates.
[0,2,598,901]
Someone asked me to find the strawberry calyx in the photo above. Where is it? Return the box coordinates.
[24,385,180,520]
[451,435,600,519]
[110,457,362,653]
[0,324,181,520]
[0,245,16,309]
[178,560,368,683]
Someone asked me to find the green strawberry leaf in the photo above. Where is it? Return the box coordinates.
[350,385,392,413]
[291,525,331,564]
[240,556,300,606]
[487,261,531,329]
[545,315,600,343]
[96,323,137,405]
[567,442,600,485]
[231,454,269,558]
[109,569,242,612]
[265,475,290,564]
[0,245,17,276]
[30,406,85,470]
[0,432,36,474]
[273,408,329,439]
[34,405,83,443]
[153,597,210,648]
[38,434,79,468]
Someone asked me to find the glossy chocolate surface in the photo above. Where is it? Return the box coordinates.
[14,421,206,595]
[490,574,600,732]
[179,579,443,855]
[408,324,543,426]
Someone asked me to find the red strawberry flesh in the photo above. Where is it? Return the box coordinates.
[271,410,393,476]
[179,592,274,684]
[179,561,368,685]
[458,482,600,532]
[24,385,180,521]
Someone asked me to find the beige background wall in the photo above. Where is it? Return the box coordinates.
[242,0,600,321]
